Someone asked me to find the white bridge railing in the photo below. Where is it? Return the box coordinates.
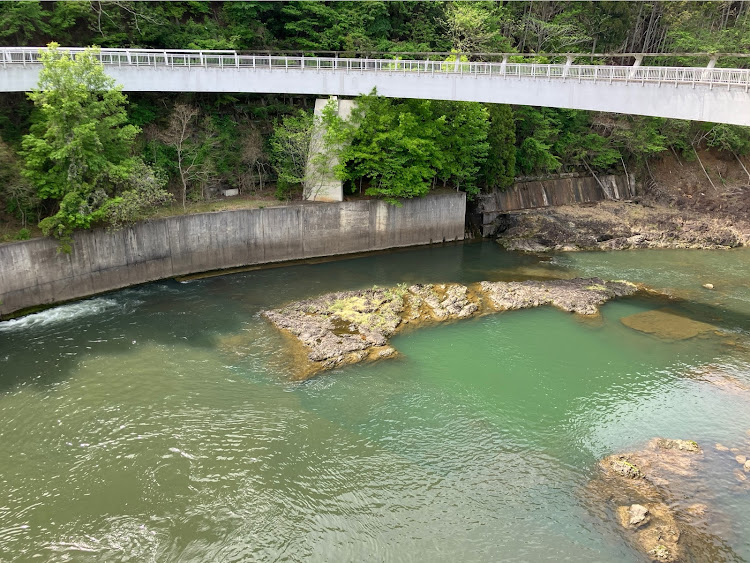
[2,47,750,90]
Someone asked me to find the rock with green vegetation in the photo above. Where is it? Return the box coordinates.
[405,283,479,322]
[608,457,644,479]
[262,277,639,377]
[262,287,407,374]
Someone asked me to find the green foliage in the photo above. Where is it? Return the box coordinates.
[338,94,490,201]
[0,139,39,226]
[701,124,750,155]
[431,101,489,196]
[514,107,561,175]
[14,228,31,241]
[481,105,515,191]
[341,95,442,203]
[0,0,49,45]
[269,109,314,200]
[105,161,173,230]
[20,43,159,244]
[2,1,750,214]
[443,1,511,53]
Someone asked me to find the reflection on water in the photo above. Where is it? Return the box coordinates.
[0,243,748,562]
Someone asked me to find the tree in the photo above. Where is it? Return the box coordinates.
[341,95,443,203]
[481,104,516,191]
[268,109,315,200]
[0,139,39,227]
[104,160,172,230]
[432,101,490,196]
[158,103,219,208]
[237,125,270,193]
[514,106,561,175]
[442,2,511,54]
[21,43,142,243]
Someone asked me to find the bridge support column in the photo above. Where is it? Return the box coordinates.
[304,97,356,202]
[629,55,643,78]
[563,55,573,77]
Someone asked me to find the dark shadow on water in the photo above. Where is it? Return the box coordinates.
[1,242,749,394]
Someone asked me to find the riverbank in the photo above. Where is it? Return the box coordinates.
[495,200,749,252]
[0,193,465,318]
[492,151,750,252]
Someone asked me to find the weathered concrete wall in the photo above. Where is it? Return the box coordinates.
[0,194,465,317]
[473,174,635,237]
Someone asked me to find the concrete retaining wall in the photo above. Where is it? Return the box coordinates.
[0,193,465,317]
[473,174,635,236]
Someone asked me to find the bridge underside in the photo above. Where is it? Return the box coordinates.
[3,66,749,125]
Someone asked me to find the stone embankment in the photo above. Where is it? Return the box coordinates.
[262,277,638,377]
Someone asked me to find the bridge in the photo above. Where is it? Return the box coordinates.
[2,47,750,126]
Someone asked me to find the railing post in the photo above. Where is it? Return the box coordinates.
[501,54,507,76]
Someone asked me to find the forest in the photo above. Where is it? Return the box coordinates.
[1,1,749,243]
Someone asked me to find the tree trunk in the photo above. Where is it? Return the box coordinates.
[733,151,750,183]
[177,151,187,209]
[693,147,718,192]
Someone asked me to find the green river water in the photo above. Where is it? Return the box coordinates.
[0,242,749,562]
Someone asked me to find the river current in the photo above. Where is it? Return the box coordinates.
[0,242,749,562]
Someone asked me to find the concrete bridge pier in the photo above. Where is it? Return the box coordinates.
[304,97,356,203]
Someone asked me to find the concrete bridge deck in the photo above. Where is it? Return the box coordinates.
[2,47,749,125]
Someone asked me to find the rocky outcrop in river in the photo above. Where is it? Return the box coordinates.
[262,278,638,377]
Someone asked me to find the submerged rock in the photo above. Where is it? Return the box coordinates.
[261,277,639,378]
[586,437,741,562]
[620,309,717,341]
[686,364,750,394]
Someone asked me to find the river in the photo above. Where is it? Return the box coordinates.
[0,242,748,561]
